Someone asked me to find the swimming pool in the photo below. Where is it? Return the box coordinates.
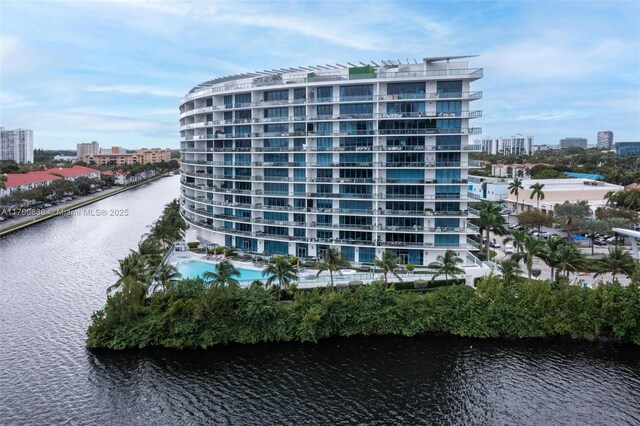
[176,260,268,283]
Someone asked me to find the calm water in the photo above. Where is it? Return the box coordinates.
[1,176,639,425]
[176,260,268,282]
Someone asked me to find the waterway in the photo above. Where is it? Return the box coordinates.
[1,176,639,425]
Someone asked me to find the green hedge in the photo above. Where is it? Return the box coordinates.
[87,276,640,350]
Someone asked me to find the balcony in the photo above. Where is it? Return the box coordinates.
[181,68,484,103]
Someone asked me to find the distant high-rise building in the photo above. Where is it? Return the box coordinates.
[0,127,34,163]
[597,131,613,149]
[477,134,533,155]
[615,142,640,158]
[76,141,100,159]
[559,137,587,149]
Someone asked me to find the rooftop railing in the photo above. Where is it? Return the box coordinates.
[181,69,483,102]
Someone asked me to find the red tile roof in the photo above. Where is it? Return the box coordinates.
[4,166,99,188]
[626,183,640,192]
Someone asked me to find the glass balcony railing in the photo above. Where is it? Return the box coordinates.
[181,69,483,102]
[180,144,482,153]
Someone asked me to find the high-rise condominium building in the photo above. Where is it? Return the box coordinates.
[597,131,613,149]
[76,141,100,159]
[0,127,33,163]
[559,137,588,149]
[477,134,533,155]
[179,57,483,266]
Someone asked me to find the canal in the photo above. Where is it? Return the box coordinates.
[1,176,639,424]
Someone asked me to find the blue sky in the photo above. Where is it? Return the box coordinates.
[1,0,639,150]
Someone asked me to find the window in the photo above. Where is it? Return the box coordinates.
[293,106,305,117]
[317,138,333,150]
[359,248,375,263]
[264,90,288,102]
[294,88,306,100]
[386,102,425,114]
[265,107,289,118]
[436,101,462,115]
[317,105,333,117]
[387,82,425,97]
[316,86,333,100]
[264,139,287,149]
[264,123,288,133]
[435,234,459,246]
[436,81,462,96]
[317,122,333,135]
[340,84,373,100]
[235,93,251,104]
[339,103,373,116]
[341,246,355,261]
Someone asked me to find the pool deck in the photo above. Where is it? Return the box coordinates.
[167,250,492,288]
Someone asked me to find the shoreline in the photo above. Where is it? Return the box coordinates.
[0,173,173,238]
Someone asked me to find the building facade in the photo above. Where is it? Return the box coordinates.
[559,137,587,149]
[82,148,171,166]
[615,142,640,158]
[179,57,484,266]
[0,165,100,198]
[76,141,100,159]
[597,131,613,149]
[468,175,508,202]
[1,127,34,163]
[504,178,624,216]
[478,134,533,155]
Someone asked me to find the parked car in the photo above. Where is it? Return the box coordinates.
[509,224,525,230]
[500,209,511,215]
[504,243,515,254]
[490,241,501,248]
[593,239,607,246]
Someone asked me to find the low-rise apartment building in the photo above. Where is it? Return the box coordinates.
[0,166,101,198]
[83,148,171,166]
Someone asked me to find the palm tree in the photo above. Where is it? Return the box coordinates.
[508,177,524,214]
[0,174,7,190]
[580,219,609,255]
[529,183,545,211]
[427,250,464,285]
[203,260,240,287]
[604,190,621,207]
[513,234,546,280]
[262,256,298,300]
[624,189,640,210]
[151,263,181,292]
[498,258,523,286]
[374,251,402,289]
[504,229,528,254]
[108,252,148,294]
[529,182,546,236]
[554,201,590,239]
[316,248,351,290]
[554,244,588,280]
[539,236,567,281]
[594,246,637,282]
[476,201,508,256]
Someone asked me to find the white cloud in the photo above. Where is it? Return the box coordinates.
[84,85,184,98]
[0,90,37,108]
[482,33,631,81]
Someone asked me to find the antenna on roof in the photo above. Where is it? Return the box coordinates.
[359,61,367,66]
[371,61,379,66]
[347,62,356,66]
[336,63,346,67]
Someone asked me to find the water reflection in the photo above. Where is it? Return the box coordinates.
[1,176,639,424]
